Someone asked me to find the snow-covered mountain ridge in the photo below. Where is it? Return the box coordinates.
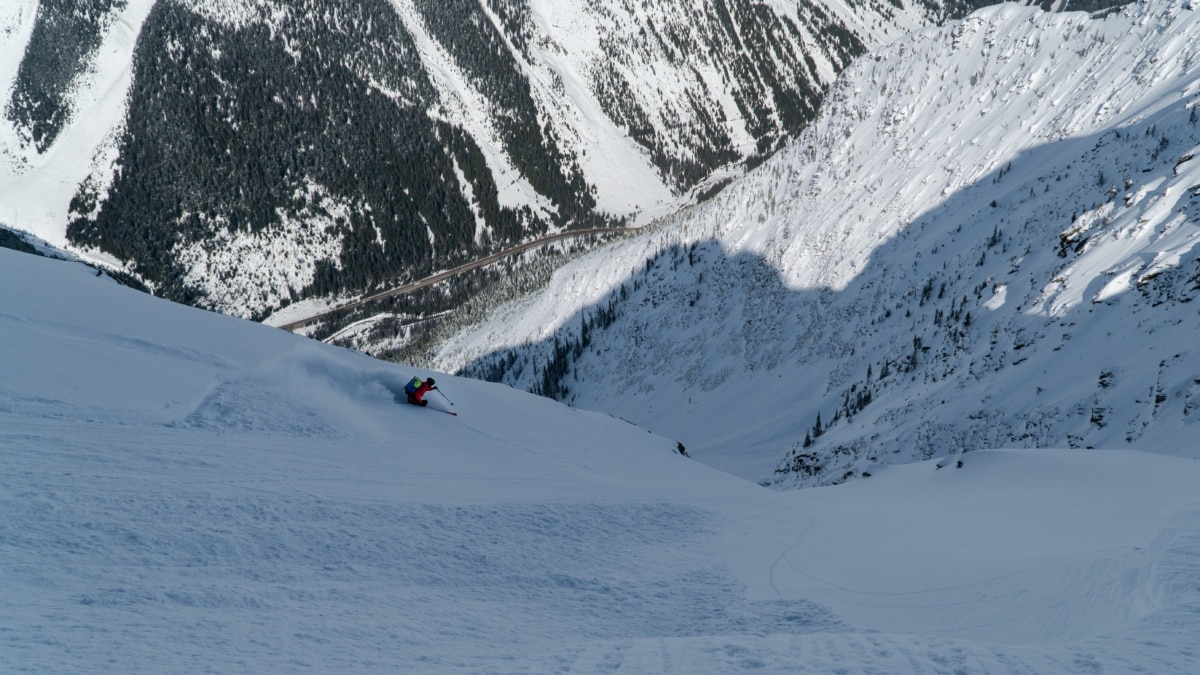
[1,0,959,323]
[430,0,1200,484]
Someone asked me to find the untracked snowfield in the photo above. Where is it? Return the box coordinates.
[4,247,1200,672]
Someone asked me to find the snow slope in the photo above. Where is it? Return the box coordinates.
[431,0,1200,485]
[6,241,1200,671]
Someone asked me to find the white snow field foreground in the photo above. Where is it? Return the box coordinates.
[4,248,1200,673]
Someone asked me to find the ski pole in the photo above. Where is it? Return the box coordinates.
[437,388,455,406]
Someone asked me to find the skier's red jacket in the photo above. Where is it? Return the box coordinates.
[408,380,435,404]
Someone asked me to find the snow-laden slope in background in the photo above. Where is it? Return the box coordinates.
[0,0,155,249]
[5,246,1200,672]
[431,1,1200,484]
[1,0,946,323]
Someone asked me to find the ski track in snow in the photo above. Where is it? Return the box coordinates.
[10,422,1200,673]
[2,473,719,670]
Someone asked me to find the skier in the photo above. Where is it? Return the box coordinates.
[404,376,437,407]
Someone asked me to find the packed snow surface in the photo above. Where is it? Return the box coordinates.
[5,249,1200,672]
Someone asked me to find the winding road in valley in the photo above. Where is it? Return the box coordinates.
[276,227,628,332]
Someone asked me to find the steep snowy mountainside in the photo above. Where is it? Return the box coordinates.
[431,0,1200,484]
[0,247,689,482]
[3,0,130,154]
[7,245,1200,673]
[0,0,958,325]
[0,0,153,245]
